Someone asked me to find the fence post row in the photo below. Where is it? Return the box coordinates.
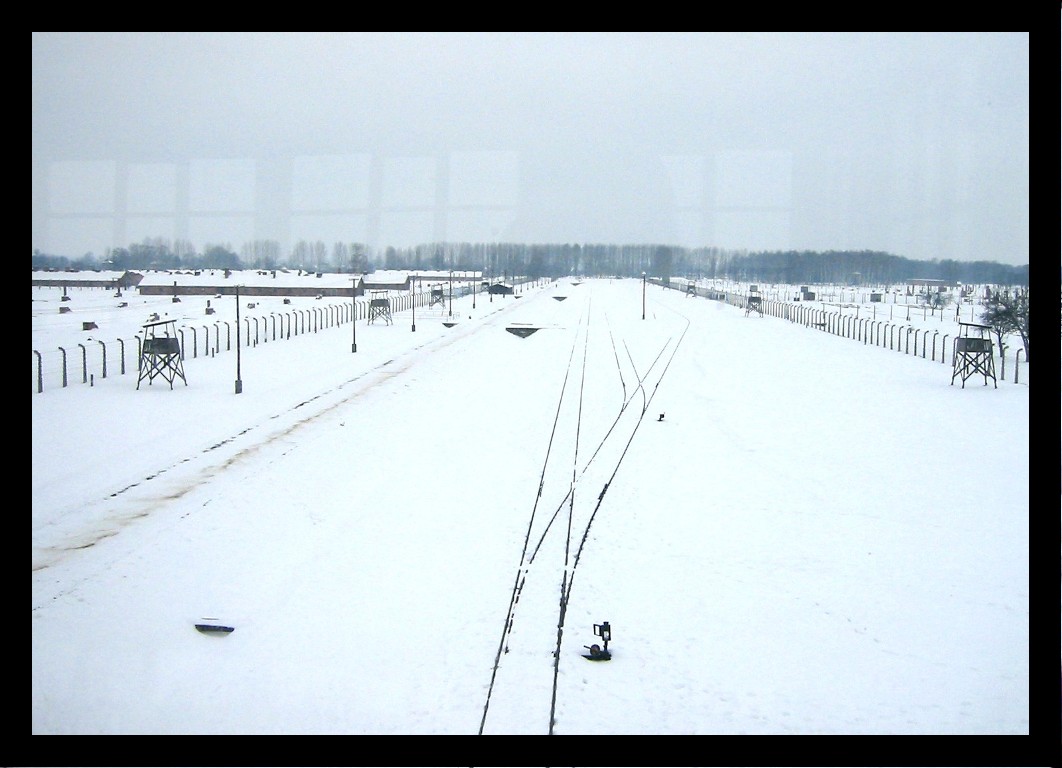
[33,287,1020,392]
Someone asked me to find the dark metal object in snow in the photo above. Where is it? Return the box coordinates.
[553,296,567,301]
[195,623,235,634]
[582,621,612,661]
[506,326,539,338]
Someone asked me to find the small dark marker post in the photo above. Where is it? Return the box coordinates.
[351,277,357,353]
[411,274,417,332]
[234,286,243,394]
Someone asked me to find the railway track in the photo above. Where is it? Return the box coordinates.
[478,286,690,734]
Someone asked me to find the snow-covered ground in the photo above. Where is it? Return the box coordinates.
[31,277,1029,734]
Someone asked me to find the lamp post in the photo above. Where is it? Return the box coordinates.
[448,269,453,317]
[234,286,243,394]
[472,268,477,309]
[411,273,417,332]
[351,277,358,353]
[642,272,646,320]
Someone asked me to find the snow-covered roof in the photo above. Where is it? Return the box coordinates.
[361,270,410,286]
[134,269,361,289]
[407,270,482,280]
[373,269,482,284]
[41,268,485,290]
[31,270,130,283]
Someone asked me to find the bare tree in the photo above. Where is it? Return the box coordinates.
[291,240,311,271]
[981,287,1029,364]
[173,238,197,262]
[332,242,350,272]
[312,240,328,272]
[241,239,281,269]
[350,242,369,274]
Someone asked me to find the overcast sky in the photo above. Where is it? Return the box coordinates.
[32,32,1029,265]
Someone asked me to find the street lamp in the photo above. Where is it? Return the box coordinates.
[234,285,243,394]
[642,272,646,320]
[448,270,453,317]
[411,273,417,332]
[351,277,358,353]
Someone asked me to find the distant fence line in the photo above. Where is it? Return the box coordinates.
[34,278,1024,393]
[33,298,357,394]
[32,278,543,394]
[650,278,1026,385]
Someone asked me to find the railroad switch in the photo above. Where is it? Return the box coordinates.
[582,621,612,661]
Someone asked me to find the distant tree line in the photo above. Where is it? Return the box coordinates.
[32,240,1028,287]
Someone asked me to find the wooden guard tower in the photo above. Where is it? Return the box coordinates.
[745,293,763,317]
[951,322,996,388]
[429,284,446,309]
[368,291,393,325]
[137,319,187,389]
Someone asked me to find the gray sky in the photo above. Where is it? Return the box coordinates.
[32,32,1029,265]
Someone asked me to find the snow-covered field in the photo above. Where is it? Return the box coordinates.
[31,277,1029,734]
